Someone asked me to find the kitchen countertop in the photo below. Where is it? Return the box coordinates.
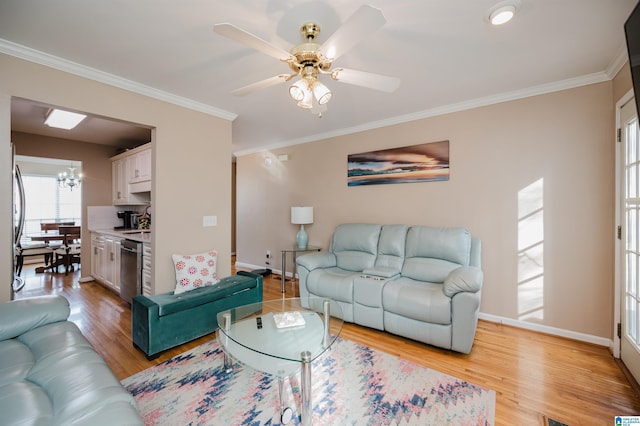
[90,228,151,243]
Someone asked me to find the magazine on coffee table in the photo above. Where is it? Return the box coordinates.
[273,311,306,329]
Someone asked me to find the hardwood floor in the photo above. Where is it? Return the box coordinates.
[14,262,640,425]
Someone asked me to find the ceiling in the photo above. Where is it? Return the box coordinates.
[0,0,637,155]
[11,98,152,149]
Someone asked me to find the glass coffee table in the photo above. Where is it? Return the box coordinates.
[216,297,343,425]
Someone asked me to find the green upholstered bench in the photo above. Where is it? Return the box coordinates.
[131,271,263,359]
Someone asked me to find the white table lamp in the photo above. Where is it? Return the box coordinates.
[291,206,313,249]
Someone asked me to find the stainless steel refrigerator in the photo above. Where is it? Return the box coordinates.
[12,146,26,296]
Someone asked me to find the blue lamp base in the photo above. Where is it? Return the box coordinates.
[296,224,308,250]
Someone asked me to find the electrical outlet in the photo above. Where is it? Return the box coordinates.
[203,215,217,227]
[266,250,271,258]
[265,250,271,266]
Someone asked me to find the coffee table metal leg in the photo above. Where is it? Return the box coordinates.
[323,300,330,348]
[281,251,287,293]
[222,313,232,372]
[300,351,312,425]
[277,372,294,424]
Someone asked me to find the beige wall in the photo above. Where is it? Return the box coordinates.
[1,53,232,302]
[11,131,115,280]
[613,61,633,103]
[237,81,616,340]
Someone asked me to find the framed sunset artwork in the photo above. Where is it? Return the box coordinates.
[347,140,450,186]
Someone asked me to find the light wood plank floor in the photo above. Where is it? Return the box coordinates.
[13,262,640,425]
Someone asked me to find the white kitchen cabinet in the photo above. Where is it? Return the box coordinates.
[142,242,152,295]
[129,147,151,183]
[112,157,129,204]
[90,233,105,282]
[111,142,151,206]
[102,236,122,291]
[91,232,123,293]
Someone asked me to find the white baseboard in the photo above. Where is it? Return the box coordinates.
[79,276,95,283]
[478,312,612,348]
[235,261,294,279]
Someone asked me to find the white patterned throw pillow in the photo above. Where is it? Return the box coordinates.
[172,250,219,294]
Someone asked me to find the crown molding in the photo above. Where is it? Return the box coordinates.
[0,38,237,121]
[606,42,630,79]
[234,71,611,157]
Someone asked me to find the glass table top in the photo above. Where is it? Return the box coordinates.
[216,297,343,377]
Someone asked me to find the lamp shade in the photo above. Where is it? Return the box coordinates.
[291,206,313,225]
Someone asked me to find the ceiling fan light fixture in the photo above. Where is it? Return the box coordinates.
[489,3,517,25]
[289,79,307,101]
[313,80,332,105]
[297,86,314,109]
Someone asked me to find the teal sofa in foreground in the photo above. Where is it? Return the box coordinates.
[0,295,143,425]
[132,271,263,359]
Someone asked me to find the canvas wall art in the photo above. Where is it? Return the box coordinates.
[348,140,450,186]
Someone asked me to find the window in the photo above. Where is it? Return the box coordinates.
[21,174,81,240]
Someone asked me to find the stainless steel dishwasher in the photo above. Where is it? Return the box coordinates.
[120,239,142,304]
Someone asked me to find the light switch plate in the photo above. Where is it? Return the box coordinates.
[203,215,217,227]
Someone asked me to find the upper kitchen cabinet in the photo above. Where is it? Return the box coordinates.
[112,143,151,206]
[129,147,151,183]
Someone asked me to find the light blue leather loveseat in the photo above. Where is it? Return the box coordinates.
[297,224,483,354]
[0,295,143,425]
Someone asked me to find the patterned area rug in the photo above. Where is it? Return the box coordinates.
[122,337,495,425]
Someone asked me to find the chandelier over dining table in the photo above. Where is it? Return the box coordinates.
[57,166,82,190]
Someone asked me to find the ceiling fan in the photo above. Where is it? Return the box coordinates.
[213,5,400,116]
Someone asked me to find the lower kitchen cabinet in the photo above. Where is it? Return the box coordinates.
[91,232,122,292]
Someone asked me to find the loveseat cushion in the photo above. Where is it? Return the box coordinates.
[402,257,462,283]
[0,380,53,425]
[402,227,471,282]
[18,321,94,366]
[331,224,381,271]
[150,274,258,317]
[0,340,34,386]
[383,277,451,325]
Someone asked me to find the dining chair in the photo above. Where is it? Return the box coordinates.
[53,225,82,275]
[39,222,75,267]
[15,242,53,276]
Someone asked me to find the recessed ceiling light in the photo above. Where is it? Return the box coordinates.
[489,2,517,26]
[44,108,87,130]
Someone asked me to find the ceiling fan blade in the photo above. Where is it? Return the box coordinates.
[214,23,293,61]
[320,5,387,61]
[331,68,400,93]
[230,74,292,97]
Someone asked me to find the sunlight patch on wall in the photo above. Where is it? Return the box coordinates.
[518,178,544,321]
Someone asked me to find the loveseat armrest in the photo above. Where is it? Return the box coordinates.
[297,252,337,271]
[0,295,70,340]
[362,266,400,279]
[443,266,484,297]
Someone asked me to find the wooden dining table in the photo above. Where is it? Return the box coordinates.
[28,227,81,273]
[29,233,75,243]
[29,226,81,242]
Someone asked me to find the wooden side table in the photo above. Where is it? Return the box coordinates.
[280,245,321,293]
